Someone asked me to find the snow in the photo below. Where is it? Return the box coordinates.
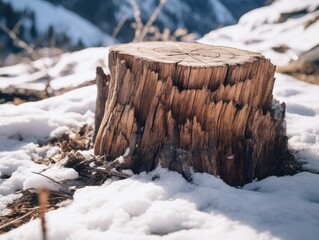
[199,0,319,65]
[1,0,113,47]
[0,84,97,220]
[273,74,319,171]
[2,168,319,240]
[239,0,319,26]
[1,0,319,239]
[23,166,78,192]
[0,85,96,142]
[0,47,109,90]
[123,148,130,158]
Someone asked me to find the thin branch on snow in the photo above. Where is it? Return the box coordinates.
[31,171,74,196]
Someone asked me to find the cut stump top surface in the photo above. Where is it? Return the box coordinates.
[110,41,263,67]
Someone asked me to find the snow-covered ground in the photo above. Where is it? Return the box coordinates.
[1,0,319,239]
[0,47,109,91]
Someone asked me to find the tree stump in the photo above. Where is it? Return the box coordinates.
[94,42,293,186]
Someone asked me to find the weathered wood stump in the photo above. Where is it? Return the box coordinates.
[94,42,293,186]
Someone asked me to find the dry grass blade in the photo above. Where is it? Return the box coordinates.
[0,210,36,231]
[12,19,23,35]
[129,0,193,42]
[38,189,49,240]
[130,0,143,42]
[112,14,128,39]
[139,0,166,41]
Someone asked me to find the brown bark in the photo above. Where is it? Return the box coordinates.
[94,42,295,186]
[94,67,110,142]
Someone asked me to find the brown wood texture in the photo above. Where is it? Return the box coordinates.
[94,67,110,142]
[94,41,294,186]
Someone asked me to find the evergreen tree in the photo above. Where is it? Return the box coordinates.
[30,12,38,39]
[48,25,56,48]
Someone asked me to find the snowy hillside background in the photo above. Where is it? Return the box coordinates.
[1,0,319,239]
[44,0,262,42]
[0,0,265,65]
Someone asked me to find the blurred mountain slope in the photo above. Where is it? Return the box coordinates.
[45,0,266,42]
[0,0,113,64]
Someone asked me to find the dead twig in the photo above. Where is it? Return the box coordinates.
[95,168,130,179]
[131,0,167,42]
[139,0,166,42]
[31,171,73,196]
[112,14,128,39]
[0,23,36,59]
[62,151,130,184]
[12,19,23,35]
[129,0,195,42]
